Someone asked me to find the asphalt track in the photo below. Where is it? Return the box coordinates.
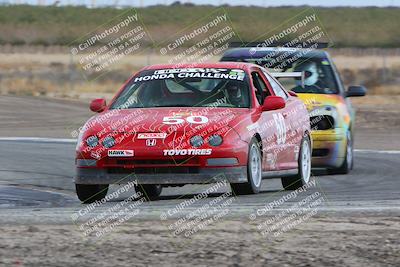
[0,138,399,224]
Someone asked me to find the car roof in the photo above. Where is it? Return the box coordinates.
[141,62,260,72]
[221,47,329,60]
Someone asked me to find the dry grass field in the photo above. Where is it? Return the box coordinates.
[1,48,399,101]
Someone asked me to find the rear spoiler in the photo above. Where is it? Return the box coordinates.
[271,72,304,88]
[228,42,329,49]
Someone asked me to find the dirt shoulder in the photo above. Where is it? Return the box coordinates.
[1,214,399,267]
[352,95,400,150]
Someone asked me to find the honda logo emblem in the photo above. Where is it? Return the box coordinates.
[146,139,157,146]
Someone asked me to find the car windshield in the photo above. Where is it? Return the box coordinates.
[222,53,339,94]
[111,68,250,109]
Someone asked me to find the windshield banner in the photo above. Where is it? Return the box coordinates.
[134,68,245,82]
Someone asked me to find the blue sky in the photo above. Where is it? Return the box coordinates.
[2,0,400,7]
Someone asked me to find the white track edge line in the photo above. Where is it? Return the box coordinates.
[354,149,400,154]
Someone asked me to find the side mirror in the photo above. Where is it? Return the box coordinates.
[262,96,286,111]
[346,85,367,97]
[288,91,297,97]
[90,98,106,113]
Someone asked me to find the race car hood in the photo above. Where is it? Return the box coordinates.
[77,107,251,157]
[84,107,250,137]
[295,93,345,112]
[296,93,351,127]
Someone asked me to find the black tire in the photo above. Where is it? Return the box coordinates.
[328,131,353,175]
[75,184,109,204]
[231,138,262,195]
[135,184,162,200]
[281,136,312,190]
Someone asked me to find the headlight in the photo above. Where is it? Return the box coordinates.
[86,135,98,148]
[309,106,337,130]
[208,135,223,146]
[190,135,204,147]
[310,115,335,130]
[102,136,116,148]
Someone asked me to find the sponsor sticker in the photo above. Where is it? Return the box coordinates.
[273,113,287,145]
[266,152,277,169]
[134,68,246,83]
[154,68,224,74]
[294,145,300,160]
[108,150,134,157]
[146,139,157,146]
[163,149,212,156]
[137,133,167,139]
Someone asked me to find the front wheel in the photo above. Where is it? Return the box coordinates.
[328,131,353,175]
[76,184,109,204]
[231,138,262,195]
[281,136,312,190]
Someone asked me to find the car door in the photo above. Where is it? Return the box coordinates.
[261,70,300,170]
[250,68,285,171]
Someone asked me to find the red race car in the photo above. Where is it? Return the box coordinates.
[75,62,311,203]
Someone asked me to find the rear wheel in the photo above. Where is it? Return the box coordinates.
[328,131,353,175]
[75,184,109,204]
[135,184,162,200]
[281,136,311,190]
[231,138,262,195]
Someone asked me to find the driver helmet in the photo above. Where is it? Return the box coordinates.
[294,61,319,86]
[225,81,242,104]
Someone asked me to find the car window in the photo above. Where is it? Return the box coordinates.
[111,68,250,109]
[288,58,338,94]
[251,71,269,105]
[263,70,288,99]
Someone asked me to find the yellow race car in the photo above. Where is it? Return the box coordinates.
[221,47,366,174]
[296,92,362,174]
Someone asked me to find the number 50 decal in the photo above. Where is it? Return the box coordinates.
[273,113,286,145]
[163,115,209,125]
